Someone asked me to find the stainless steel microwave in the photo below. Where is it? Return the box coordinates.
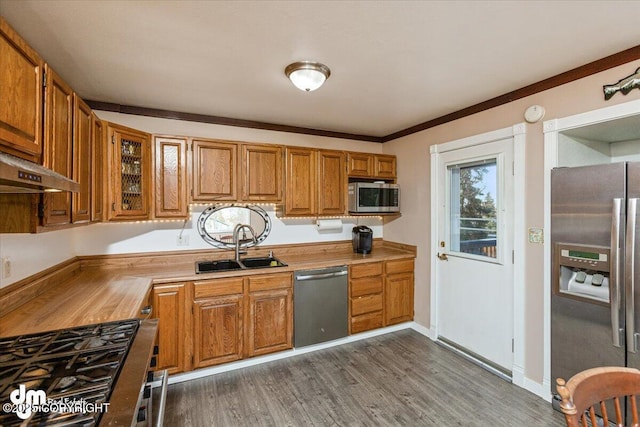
[348,182,400,213]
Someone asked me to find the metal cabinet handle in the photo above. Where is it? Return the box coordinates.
[611,198,623,348]
[141,305,152,316]
[296,270,348,281]
[626,198,638,353]
[437,252,448,261]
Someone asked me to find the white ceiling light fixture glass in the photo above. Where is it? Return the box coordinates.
[285,61,331,92]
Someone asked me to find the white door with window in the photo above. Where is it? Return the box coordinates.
[434,136,514,373]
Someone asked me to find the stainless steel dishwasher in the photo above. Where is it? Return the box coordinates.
[294,265,348,347]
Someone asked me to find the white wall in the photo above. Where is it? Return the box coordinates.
[0,113,385,288]
[73,206,382,255]
[0,229,76,288]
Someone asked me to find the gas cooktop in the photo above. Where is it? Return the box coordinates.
[0,319,139,426]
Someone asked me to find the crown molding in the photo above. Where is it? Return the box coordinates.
[85,100,384,143]
[88,44,640,144]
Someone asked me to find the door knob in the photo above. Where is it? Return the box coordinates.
[437,252,448,261]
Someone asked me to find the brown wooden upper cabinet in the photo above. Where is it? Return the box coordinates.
[42,66,73,227]
[72,95,92,224]
[346,152,397,180]
[154,136,188,218]
[318,150,346,215]
[285,147,317,216]
[0,17,43,161]
[191,138,237,202]
[241,144,283,202]
[91,115,105,222]
[284,148,345,216]
[106,123,151,221]
[347,152,374,178]
[374,154,397,179]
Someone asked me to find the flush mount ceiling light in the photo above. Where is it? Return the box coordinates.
[285,61,331,92]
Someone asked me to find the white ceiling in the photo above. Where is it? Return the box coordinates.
[2,0,640,138]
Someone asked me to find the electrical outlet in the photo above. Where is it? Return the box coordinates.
[2,257,11,279]
[176,235,190,246]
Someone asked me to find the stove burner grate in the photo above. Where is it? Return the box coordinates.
[0,319,139,426]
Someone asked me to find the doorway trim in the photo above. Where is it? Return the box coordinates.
[430,123,526,389]
[543,98,640,400]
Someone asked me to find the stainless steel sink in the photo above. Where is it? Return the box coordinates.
[195,256,287,274]
[195,259,243,274]
[240,256,287,269]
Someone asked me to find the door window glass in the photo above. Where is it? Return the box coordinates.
[448,159,498,259]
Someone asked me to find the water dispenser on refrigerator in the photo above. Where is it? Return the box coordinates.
[553,243,610,304]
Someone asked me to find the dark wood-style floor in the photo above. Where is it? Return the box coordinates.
[164,330,566,426]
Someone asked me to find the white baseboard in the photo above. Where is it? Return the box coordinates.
[168,322,413,385]
[409,322,436,340]
[522,376,552,402]
[409,323,550,402]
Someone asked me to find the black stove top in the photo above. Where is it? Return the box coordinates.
[0,319,139,426]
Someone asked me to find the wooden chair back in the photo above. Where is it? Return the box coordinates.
[556,366,640,427]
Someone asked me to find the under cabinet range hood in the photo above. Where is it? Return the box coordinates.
[0,152,80,193]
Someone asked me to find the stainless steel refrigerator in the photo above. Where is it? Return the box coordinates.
[551,162,640,408]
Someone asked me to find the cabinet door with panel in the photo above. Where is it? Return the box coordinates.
[246,273,293,357]
[42,66,73,227]
[0,17,43,160]
[193,295,244,368]
[91,115,104,222]
[384,259,415,325]
[106,123,151,220]
[192,277,244,368]
[285,147,316,216]
[152,283,187,375]
[346,152,373,178]
[374,154,397,179]
[192,139,237,202]
[154,136,188,218]
[71,95,92,224]
[318,150,345,215]
[241,144,283,202]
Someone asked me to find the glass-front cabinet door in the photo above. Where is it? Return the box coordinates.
[108,124,151,220]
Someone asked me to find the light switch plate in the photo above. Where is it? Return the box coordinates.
[528,228,544,244]
[176,235,190,246]
[1,257,11,279]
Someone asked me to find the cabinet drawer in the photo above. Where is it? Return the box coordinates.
[194,277,243,298]
[351,294,383,316]
[350,262,383,279]
[248,272,292,292]
[386,259,414,275]
[350,276,383,297]
[351,311,383,334]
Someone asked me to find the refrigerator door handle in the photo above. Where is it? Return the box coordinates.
[626,198,639,353]
[611,198,623,348]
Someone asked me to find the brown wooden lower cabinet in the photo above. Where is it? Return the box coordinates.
[152,282,187,375]
[349,258,415,333]
[247,288,292,357]
[154,272,293,375]
[193,295,243,368]
[385,259,415,326]
[152,260,413,375]
[349,262,384,334]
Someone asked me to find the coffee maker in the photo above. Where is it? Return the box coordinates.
[352,225,373,254]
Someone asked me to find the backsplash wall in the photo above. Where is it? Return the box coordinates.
[0,207,382,288]
[0,229,76,289]
[74,206,382,255]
